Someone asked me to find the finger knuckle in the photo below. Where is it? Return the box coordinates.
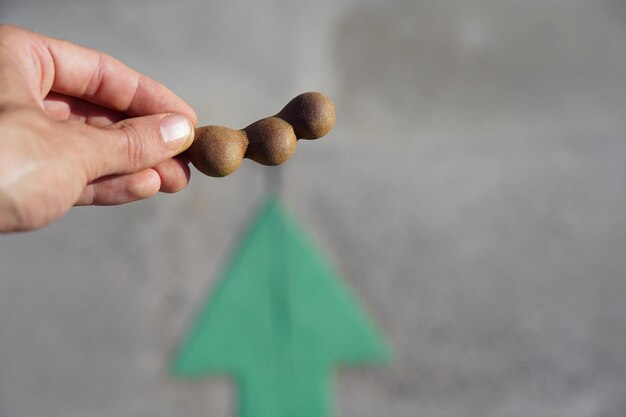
[118,122,146,169]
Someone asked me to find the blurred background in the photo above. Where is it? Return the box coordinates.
[2,0,626,416]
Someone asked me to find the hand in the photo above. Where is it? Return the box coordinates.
[0,25,198,233]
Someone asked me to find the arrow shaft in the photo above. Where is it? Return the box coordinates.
[238,358,329,417]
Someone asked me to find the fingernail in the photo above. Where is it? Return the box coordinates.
[161,114,192,151]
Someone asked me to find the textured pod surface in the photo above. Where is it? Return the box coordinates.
[187,126,248,177]
[277,92,336,139]
[244,117,298,166]
[187,92,335,177]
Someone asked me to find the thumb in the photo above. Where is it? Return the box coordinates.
[85,113,194,178]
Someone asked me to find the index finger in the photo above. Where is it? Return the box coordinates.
[28,27,197,124]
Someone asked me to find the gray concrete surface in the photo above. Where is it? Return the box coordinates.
[2,0,626,416]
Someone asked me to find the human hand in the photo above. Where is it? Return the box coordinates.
[0,25,198,233]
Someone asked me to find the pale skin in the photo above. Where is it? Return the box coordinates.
[0,25,198,233]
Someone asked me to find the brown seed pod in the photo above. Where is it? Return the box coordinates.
[186,92,336,177]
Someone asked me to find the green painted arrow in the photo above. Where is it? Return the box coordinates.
[172,195,389,417]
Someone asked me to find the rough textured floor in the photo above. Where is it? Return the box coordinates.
[2,0,626,416]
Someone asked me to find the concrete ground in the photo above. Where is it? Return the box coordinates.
[2,0,626,416]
